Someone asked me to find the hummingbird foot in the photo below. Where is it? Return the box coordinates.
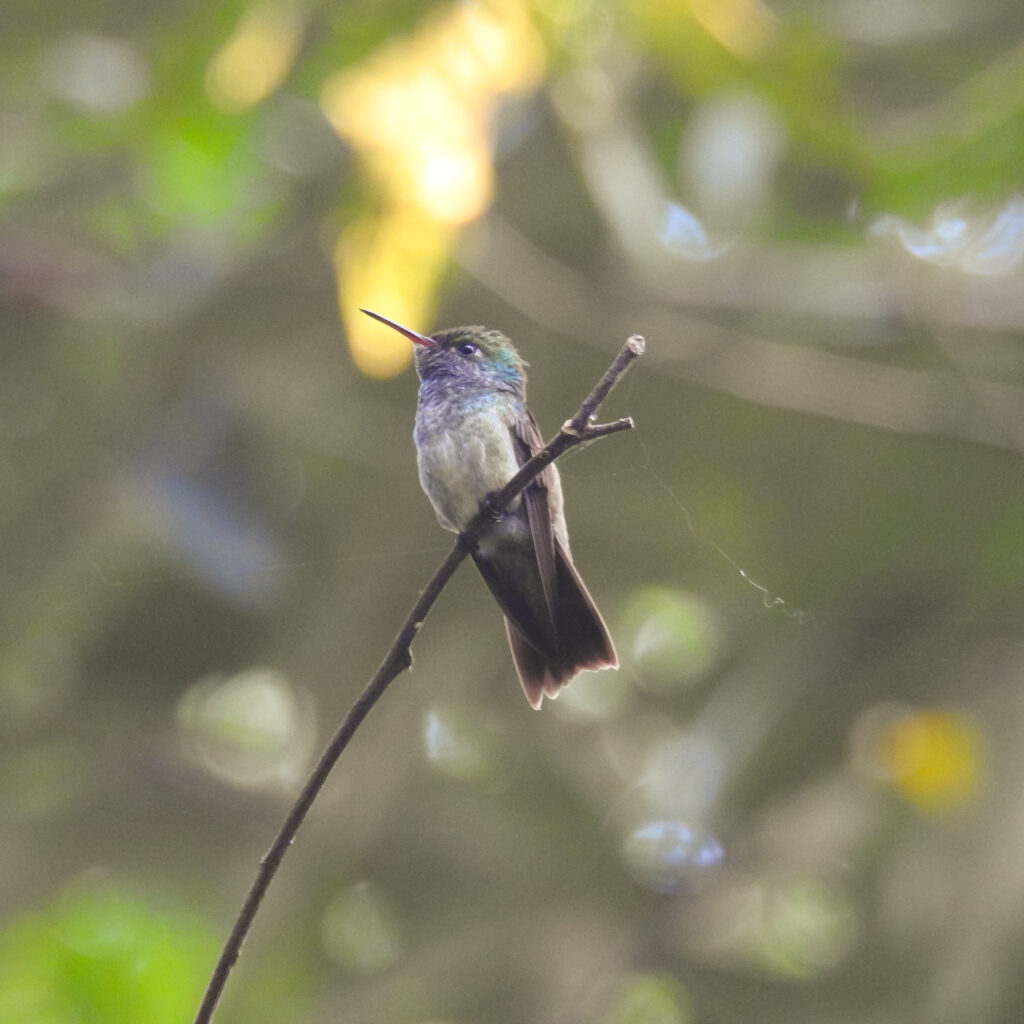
[478,492,506,523]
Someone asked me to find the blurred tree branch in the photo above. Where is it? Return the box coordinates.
[192,333,644,1024]
[463,216,1024,453]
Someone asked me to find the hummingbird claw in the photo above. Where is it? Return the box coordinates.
[479,493,505,522]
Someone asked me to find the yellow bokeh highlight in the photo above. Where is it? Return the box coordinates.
[322,0,546,378]
[691,0,779,57]
[879,710,983,813]
[336,209,454,379]
[628,0,778,59]
[206,0,306,113]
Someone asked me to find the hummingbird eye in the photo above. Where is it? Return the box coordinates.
[456,342,479,356]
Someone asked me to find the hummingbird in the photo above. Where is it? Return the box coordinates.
[361,309,617,709]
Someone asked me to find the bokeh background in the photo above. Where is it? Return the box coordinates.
[3,1,1024,1022]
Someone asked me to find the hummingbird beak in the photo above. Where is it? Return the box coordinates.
[360,309,435,346]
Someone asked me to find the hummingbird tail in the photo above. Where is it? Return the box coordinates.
[506,620,562,710]
[505,547,617,710]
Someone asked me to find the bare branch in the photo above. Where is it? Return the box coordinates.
[192,334,645,1024]
[567,335,646,434]
[465,216,1024,454]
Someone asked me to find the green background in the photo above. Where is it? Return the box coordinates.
[2,1,1023,1021]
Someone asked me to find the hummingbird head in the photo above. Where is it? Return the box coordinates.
[361,310,525,395]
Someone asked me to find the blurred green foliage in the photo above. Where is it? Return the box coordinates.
[0,888,217,1024]
[2,1,1023,1022]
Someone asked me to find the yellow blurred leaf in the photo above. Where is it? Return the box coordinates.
[880,709,983,813]
[321,0,546,376]
[206,0,306,113]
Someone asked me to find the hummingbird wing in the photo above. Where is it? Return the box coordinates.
[467,407,560,658]
[509,409,559,624]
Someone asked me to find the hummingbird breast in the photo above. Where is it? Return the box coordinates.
[414,393,522,533]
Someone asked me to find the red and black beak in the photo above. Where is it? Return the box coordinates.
[360,309,435,346]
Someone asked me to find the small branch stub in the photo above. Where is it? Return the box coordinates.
[581,417,634,440]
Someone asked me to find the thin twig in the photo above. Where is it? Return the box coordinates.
[567,335,646,433]
[192,334,646,1024]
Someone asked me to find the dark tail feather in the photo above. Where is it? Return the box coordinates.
[507,545,617,710]
[553,543,617,675]
[506,619,563,710]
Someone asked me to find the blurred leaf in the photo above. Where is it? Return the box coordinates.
[881,709,984,813]
[0,887,219,1024]
[605,973,692,1024]
[621,586,721,690]
[141,116,279,238]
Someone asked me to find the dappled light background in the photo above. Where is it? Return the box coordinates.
[2,1,1024,1022]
